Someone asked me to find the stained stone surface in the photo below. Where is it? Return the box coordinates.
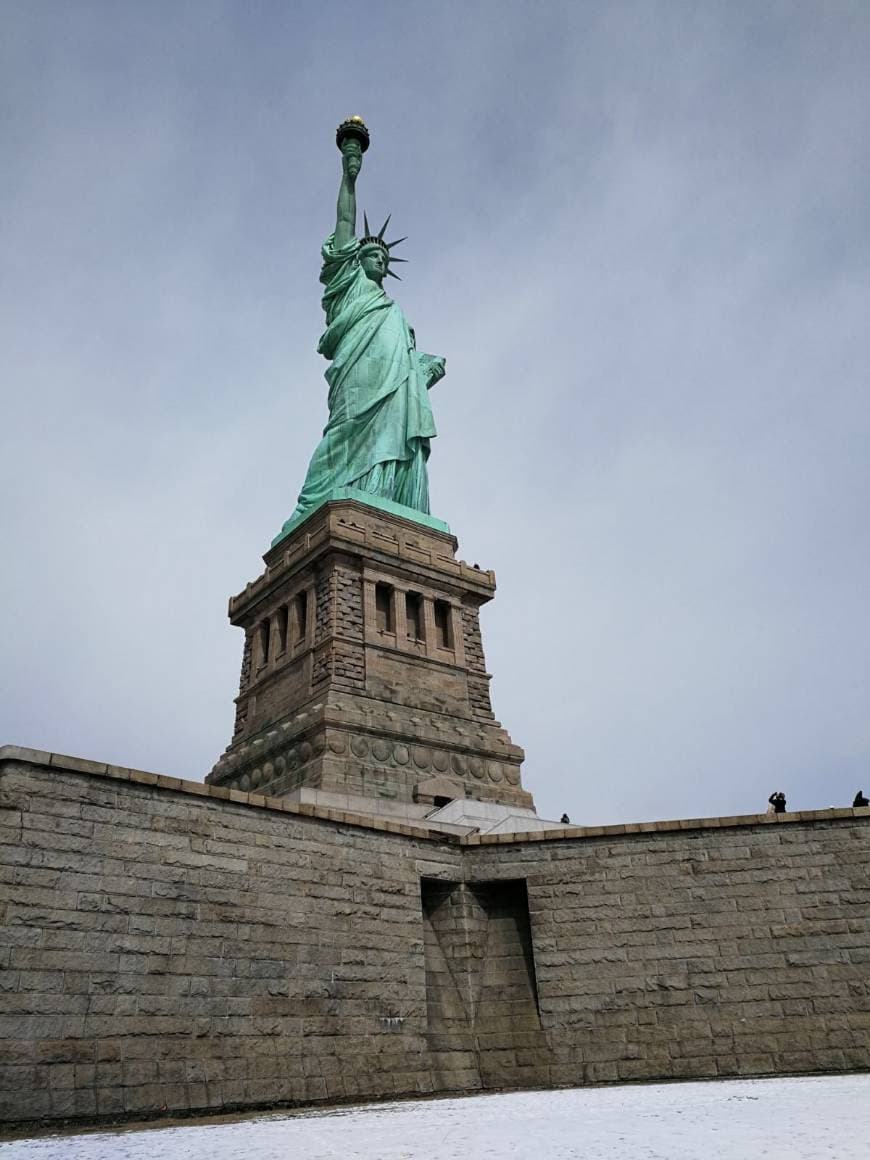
[273,487,450,546]
[208,500,532,819]
[1,748,868,1127]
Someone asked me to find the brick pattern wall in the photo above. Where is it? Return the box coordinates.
[421,879,545,1088]
[309,566,365,693]
[232,636,252,736]
[2,755,869,1129]
[470,880,547,1087]
[421,881,475,1045]
[313,571,332,646]
[334,566,363,641]
[310,647,331,690]
[333,566,365,690]
[467,819,870,1085]
[331,642,365,691]
[0,761,458,1124]
[246,660,308,735]
[460,606,493,718]
[310,572,333,690]
[460,606,485,673]
[237,636,252,696]
[467,677,494,719]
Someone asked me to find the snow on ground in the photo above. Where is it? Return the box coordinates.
[2,1074,869,1159]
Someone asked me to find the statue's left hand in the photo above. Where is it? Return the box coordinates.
[419,353,446,388]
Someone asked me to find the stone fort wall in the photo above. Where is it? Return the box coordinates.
[1,747,868,1127]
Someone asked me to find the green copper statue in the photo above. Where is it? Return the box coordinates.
[275,117,446,542]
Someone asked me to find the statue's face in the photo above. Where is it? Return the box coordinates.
[360,246,387,285]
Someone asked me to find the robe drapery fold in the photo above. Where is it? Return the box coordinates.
[287,234,439,524]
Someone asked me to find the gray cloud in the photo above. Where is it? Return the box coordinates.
[2,1,869,825]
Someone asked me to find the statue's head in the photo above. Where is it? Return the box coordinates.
[359,243,388,285]
[359,213,407,286]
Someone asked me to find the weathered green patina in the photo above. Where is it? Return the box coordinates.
[273,118,448,546]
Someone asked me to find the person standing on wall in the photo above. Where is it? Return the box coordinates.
[768,791,787,814]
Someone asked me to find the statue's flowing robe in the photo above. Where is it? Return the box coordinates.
[288,234,437,523]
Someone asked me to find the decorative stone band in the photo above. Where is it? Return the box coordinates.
[213,726,522,794]
[236,499,492,622]
[272,487,451,548]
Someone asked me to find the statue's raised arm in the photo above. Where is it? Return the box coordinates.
[274,118,446,544]
[334,127,363,249]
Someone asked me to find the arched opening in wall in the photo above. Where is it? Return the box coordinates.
[433,796,453,810]
[257,619,270,669]
[375,583,394,633]
[292,590,308,644]
[434,600,452,649]
[406,592,424,642]
[276,606,289,654]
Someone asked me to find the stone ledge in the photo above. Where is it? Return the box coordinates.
[0,745,453,845]
[2,745,867,847]
[461,806,870,845]
[232,500,494,619]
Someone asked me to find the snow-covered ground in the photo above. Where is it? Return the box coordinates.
[2,1074,868,1159]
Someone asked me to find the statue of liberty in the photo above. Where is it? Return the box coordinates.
[274,117,446,543]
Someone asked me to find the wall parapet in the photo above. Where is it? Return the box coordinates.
[3,745,865,846]
[1,744,869,1128]
[462,805,870,844]
[0,745,450,844]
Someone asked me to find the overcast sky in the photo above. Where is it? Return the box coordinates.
[2,1,869,825]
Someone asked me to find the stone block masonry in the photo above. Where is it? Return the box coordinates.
[207,501,530,814]
[464,818,870,1086]
[0,750,461,1125]
[1,746,869,1128]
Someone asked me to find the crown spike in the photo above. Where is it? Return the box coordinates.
[388,257,408,263]
[385,268,402,280]
[377,214,391,240]
[363,212,371,237]
[386,236,407,250]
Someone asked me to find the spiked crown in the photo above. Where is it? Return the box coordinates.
[359,213,408,279]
